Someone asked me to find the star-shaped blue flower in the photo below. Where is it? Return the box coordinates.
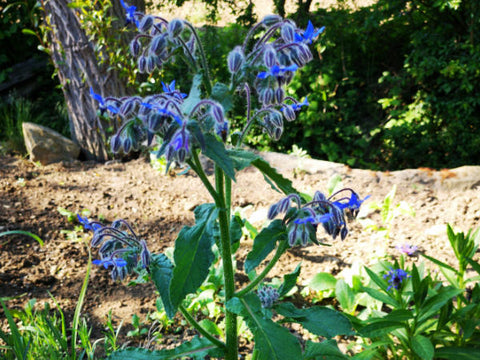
[257,64,299,79]
[120,0,138,27]
[90,88,118,114]
[77,214,102,232]
[141,102,183,126]
[294,21,325,44]
[290,97,309,111]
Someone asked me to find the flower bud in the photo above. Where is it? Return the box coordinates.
[139,15,154,33]
[260,87,274,105]
[263,45,277,68]
[211,104,225,124]
[275,88,284,103]
[110,134,122,153]
[130,38,141,57]
[119,98,137,118]
[281,23,296,43]
[261,15,282,27]
[227,46,244,74]
[123,137,132,153]
[146,55,156,73]
[168,19,184,38]
[282,105,296,122]
[138,55,147,73]
[150,34,167,55]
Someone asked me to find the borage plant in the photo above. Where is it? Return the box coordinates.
[84,3,368,359]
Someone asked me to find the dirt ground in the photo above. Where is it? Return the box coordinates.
[1,151,480,352]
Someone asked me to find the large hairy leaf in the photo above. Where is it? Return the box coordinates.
[107,336,223,359]
[181,74,203,115]
[151,254,175,319]
[275,302,354,338]
[169,204,218,310]
[227,294,302,360]
[203,133,236,181]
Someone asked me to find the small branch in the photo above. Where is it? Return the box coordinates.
[178,305,225,349]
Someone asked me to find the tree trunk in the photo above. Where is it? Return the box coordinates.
[43,0,144,162]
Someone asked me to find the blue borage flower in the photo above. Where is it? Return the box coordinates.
[294,21,325,44]
[119,0,139,27]
[257,64,299,79]
[89,88,118,114]
[268,188,369,246]
[78,214,151,281]
[396,243,418,256]
[162,80,187,100]
[383,268,411,291]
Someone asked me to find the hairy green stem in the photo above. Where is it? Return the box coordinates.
[178,305,225,349]
[184,21,212,95]
[188,150,219,204]
[235,241,288,297]
[215,165,238,360]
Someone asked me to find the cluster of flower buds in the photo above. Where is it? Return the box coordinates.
[90,80,229,168]
[78,215,151,281]
[120,1,194,73]
[226,16,324,140]
[257,285,280,308]
[268,189,369,247]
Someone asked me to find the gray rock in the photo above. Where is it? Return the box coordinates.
[22,122,80,165]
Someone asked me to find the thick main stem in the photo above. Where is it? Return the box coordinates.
[215,165,238,360]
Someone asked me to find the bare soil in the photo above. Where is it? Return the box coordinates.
[1,151,480,353]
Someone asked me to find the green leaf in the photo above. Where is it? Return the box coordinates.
[0,230,44,246]
[411,334,434,360]
[244,220,286,274]
[107,336,223,359]
[21,29,37,36]
[279,263,301,297]
[203,133,235,181]
[466,258,480,276]
[417,287,462,324]
[364,267,389,293]
[308,272,337,291]
[169,204,218,310]
[181,74,203,115]
[361,286,399,308]
[336,279,355,312]
[434,347,480,360]
[359,319,405,338]
[420,253,459,274]
[275,302,354,338]
[303,339,348,359]
[151,254,176,319]
[211,82,233,112]
[226,149,298,195]
[230,213,244,253]
[251,156,298,195]
[227,294,302,360]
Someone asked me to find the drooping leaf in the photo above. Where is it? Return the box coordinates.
[361,286,399,308]
[275,302,354,338]
[203,134,236,181]
[169,204,218,311]
[151,254,175,319]
[279,263,301,297]
[107,336,223,359]
[230,213,244,254]
[181,74,203,115]
[303,339,349,359]
[411,334,434,360]
[226,149,298,195]
[227,294,302,360]
[244,220,287,274]
[358,319,405,338]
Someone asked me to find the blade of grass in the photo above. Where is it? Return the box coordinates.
[0,230,44,246]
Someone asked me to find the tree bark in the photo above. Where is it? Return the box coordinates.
[43,0,144,162]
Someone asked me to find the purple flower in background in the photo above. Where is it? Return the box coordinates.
[383,268,410,291]
[396,243,418,256]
